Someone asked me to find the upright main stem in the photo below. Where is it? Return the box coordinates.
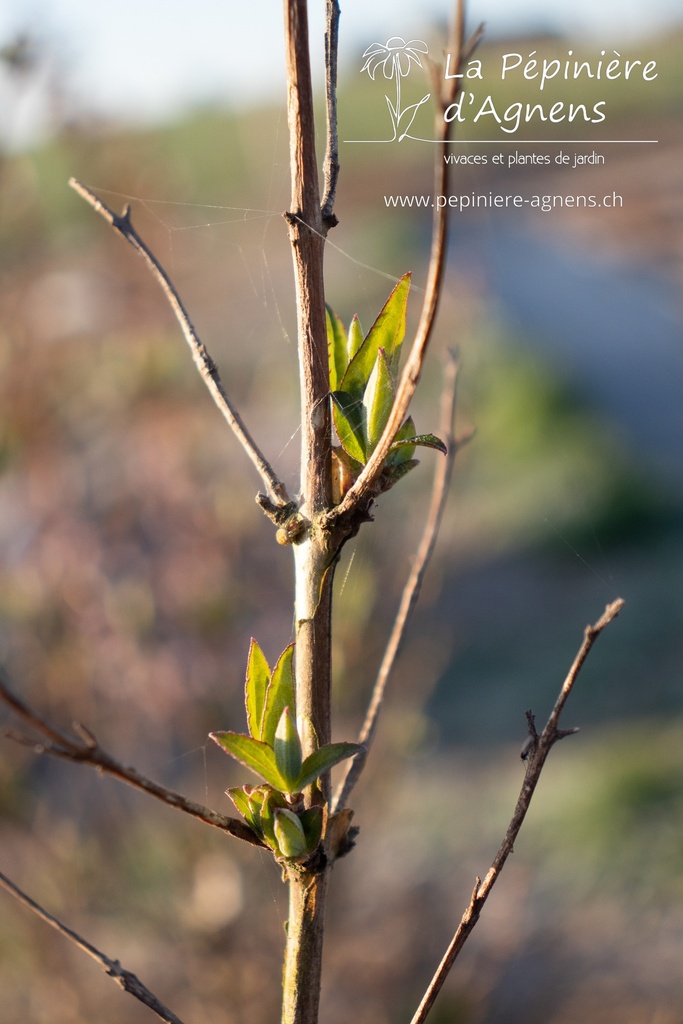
[282,3,335,1022]
[284,0,331,519]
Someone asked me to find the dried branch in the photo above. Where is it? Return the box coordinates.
[325,2,482,525]
[0,869,186,1024]
[409,597,625,1024]
[332,352,471,812]
[0,674,265,848]
[68,177,289,507]
[321,0,341,225]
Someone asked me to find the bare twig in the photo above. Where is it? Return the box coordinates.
[409,597,625,1024]
[325,2,482,524]
[0,674,265,848]
[332,352,471,812]
[0,870,186,1024]
[321,0,341,225]
[68,177,289,507]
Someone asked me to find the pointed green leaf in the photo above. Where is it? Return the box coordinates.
[385,416,417,464]
[340,274,410,399]
[245,638,271,740]
[299,806,324,853]
[210,732,286,790]
[326,305,347,392]
[363,348,395,452]
[262,643,295,748]
[260,788,287,851]
[226,786,254,823]
[389,433,447,456]
[245,784,280,836]
[273,809,308,859]
[347,315,364,361]
[331,391,367,464]
[297,742,363,792]
[274,707,303,793]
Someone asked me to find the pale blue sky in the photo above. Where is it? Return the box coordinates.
[1,0,680,146]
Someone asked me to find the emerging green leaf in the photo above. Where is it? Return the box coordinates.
[210,732,286,790]
[262,643,295,748]
[326,305,347,393]
[299,806,324,853]
[389,432,447,455]
[245,638,271,741]
[226,786,254,824]
[274,707,303,793]
[347,314,364,361]
[259,788,288,851]
[340,274,410,399]
[362,348,395,452]
[297,742,364,792]
[385,416,417,465]
[273,809,308,860]
[331,391,367,464]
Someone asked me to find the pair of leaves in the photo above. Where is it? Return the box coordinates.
[210,638,362,806]
[327,274,446,488]
[212,724,360,799]
[244,639,293,748]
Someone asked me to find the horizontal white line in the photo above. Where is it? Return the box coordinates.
[444,140,659,144]
[345,139,659,145]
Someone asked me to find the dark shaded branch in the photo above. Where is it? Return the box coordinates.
[409,597,625,1024]
[333,353,471,812]
[321,0,341,225]
[0,674,265,848]
[0,870,186,1024]
[325,3,483,524]
[68,177,289,508]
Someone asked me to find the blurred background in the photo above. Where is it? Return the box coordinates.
[0,2,681,1023]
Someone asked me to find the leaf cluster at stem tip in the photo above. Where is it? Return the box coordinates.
[210,639,361,861]
[327,273,446,503]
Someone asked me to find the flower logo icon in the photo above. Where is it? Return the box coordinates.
[361,37,431,141]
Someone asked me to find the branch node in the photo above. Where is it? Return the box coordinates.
[555,726,580,742]
[256,494,300,526]
[113,205,132,230]
[72,720,98,748]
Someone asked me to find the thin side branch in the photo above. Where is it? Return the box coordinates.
[0,870,186,1024]
[325,3,481,524]
[321,0,341,225]
[68,177,289,507]
[333,352,471,812]
[0,674,265,848]
[409,597,625,1024]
